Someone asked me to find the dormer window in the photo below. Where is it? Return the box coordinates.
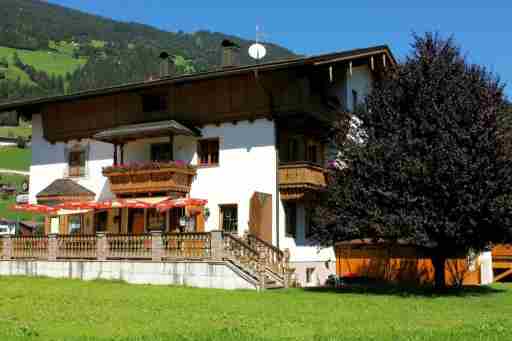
[142,94,168,113]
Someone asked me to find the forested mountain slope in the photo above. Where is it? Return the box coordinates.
[0,0,296,104]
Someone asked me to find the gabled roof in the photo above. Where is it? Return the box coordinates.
[0,45,396,114]
[36,179,95,199]
[93,120,199,143]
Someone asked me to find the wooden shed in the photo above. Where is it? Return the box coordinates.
[335,240,484,286]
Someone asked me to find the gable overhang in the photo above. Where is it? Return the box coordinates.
[0,45,396,118]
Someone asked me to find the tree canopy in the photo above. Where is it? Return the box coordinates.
[313,33,512,288]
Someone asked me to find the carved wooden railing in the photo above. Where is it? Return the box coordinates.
[103,163,197,196]
[223,233,261,278]
[162,232,211,259]
[246,234,287,276]
[107,234,152,259]
[11,236,49,259]
[279,162,327,200]
[57,235,97,259]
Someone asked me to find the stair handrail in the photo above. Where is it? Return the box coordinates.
[245,234,287,275]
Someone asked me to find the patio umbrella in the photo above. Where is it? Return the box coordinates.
[10,204,58,214]
[54,201,97,210]
[155,198,208,213]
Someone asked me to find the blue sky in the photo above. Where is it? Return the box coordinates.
[49,1,511,97]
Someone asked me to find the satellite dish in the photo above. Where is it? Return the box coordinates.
[249,43,267,60]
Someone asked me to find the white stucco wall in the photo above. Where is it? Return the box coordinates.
[29,114,115,204]
[347,65,373,110]
[189,120,277,237]
[30,116,277,239]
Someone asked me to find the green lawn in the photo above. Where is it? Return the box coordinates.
[0,277,510,341]
[0,120,32,139]
[0,147,31,171]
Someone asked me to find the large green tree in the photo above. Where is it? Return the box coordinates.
[313,33,512,289]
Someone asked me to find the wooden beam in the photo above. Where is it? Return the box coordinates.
[329,66,333,83]
[493,262,512,269]
[113,144,118,166]
[383,54,387,68]
[494,268,512,282]
[370,56,375,71]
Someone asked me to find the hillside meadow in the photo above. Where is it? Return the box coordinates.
[0,276,510,341]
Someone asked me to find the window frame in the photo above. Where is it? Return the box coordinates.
[197,138,220,167]
[151,142,173,162]
[68,214,83,235]
[219,204,238,233]
[66,144,88,178]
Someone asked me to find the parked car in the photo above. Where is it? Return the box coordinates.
[0,219,16,236]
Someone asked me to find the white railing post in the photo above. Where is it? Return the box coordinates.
[48,234,58,261]
[96,232,107,261]
[151,230,163,261]
[2,235,12,259]
[210,231,224,260]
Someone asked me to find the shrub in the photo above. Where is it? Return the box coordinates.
[16,136,26,149]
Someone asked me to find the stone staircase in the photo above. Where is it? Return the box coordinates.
[222,233,290,290]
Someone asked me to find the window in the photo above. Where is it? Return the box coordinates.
[307,143,318,164]
[68,215,82,234]
[151,143,173,162]
[306,267,315,284]
[220,204,238,233]
[95,211,108,232]
[50,217,60,234]
[142,94,168,113]
[284,202,297,238]
[305,207,313,239]
[352,90,359,110]
[68,149,86,177]
[288,137,300,162]
[198,139,219,166]
[147,208,166,230]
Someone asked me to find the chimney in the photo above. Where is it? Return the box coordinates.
[159,52,175,78]
[221,40,241,68]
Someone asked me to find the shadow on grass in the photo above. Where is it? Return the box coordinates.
[302,279,506,298]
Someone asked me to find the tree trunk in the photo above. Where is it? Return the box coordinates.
[432,254,447,290]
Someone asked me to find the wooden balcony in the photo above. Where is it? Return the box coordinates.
[279,162,327,200]
[103,162,197,196]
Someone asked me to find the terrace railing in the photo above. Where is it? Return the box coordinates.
[107,234,152,259]
[57,235,97,259]
[11,235,49,259]
[1,230,291,289]
[162,232,211,259]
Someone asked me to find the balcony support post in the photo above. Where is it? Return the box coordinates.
[120,143,125,165]
[113,143,118,166]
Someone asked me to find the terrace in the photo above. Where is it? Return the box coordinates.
[0,230,290,290]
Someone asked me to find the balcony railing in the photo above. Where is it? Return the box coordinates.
[103,162,197,196]
[278,162,327,200]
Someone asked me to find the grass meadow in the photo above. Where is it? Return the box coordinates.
[0,277,510,341]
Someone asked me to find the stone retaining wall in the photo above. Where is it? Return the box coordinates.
[0,260,258,290]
